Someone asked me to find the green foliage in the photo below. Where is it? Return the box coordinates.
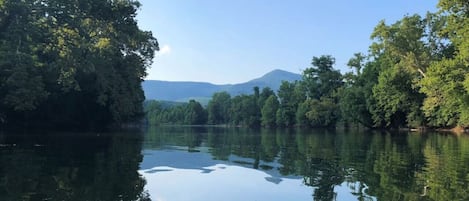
[0,0,158,128]
[207,92,231,124]
[438,0,469,61]
[276,81,301,127]
[347,53,365,75]
[258,87,275,109]
[421,58,468,127]
[241,95,261,127]
[297,55,342,128]
[228,95,244,125]
[339,86,371,126]
[261,95,279,127]
[417,0,469,127]
[303,98,339,127]
[144,100,162,124]
[302,55,343,99]
[339,55,380,128]
[366,14,438,128]
[295,100,310,126]
[144,56,345,129]
[144,100,207,125]
[225,87,263,127]
[339,3,468,129]
[185,100,207,125]
[372,65,425,128]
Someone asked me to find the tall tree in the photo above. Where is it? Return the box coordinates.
[339,53,370,127]
[297,55,342,127]
[368,15,433,128]
[258,87,275,110]
[420,0,469,127]
[240,95,261,127]
[302,55,342,99]
[184,100,207,125]
[207,92,231,124]
[276,81,302,127]
[261,95,279,127]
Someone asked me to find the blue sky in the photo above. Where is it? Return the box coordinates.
[137,0,439,84]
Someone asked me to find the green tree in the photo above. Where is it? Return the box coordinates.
[0,0,159,128]
[420,1,469,127]
[258,87,275,110]
[229,94,260,127]
[144,100,163,125]
[368,15,434,128]
[0,0,49,113]
[241,95,261,127]
[229,95,243,125]
[339,53,376,127]
[301,98,339,127]
[421,58,468,127]
[372,64,425,128]
[252,87,262,126]
[261,95,279,127]
[302,55,343,99]
[297,55,342,128]
[276,81,301,127]
[184,100,207,125]
[296,100,310,127]
[207,92,231,124]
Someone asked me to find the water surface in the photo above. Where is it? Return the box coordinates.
[1,127,468,201]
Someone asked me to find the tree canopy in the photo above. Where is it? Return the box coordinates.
[0,0,159,128]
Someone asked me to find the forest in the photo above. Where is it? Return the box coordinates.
[0,0,467,130]
[146,0,469,130]
[0,0,159,128]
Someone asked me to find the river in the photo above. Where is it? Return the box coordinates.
[1,127,468,201]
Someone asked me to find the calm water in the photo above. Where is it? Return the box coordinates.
[1,127,469,201]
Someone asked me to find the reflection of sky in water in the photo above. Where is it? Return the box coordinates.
[140,164,311,201]
[139,149,376,201]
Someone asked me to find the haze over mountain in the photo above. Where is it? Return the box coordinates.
[143,69,301,102]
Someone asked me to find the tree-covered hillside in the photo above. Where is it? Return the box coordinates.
[0,0,159,128]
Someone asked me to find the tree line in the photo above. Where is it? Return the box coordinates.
[145,55,344,128]
[146,0,468,129]
[0,0,159,129]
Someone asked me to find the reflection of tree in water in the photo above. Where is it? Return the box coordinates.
[0,131,150,201]
[303,158,344,201]
[417,134,469,201]
[292,130,344,201]
[144,126,469,201]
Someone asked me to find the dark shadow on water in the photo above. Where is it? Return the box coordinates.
[144,169,173,174]
[265,176,283,184]
[0,129,151,201]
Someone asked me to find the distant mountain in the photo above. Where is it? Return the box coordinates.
[142,81,229,102]
[142,69,301,102]
[226,69,302,95]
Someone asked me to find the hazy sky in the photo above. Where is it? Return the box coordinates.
[137,0,439,84]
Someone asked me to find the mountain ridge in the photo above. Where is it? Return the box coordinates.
[142,69,301,102]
